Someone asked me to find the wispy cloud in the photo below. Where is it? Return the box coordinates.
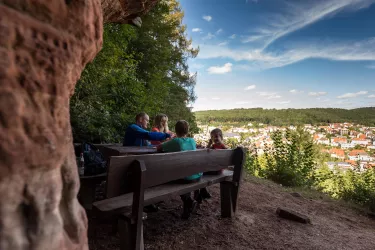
[241,35,264,43]
[257,92,281,99]
[245,0,375,49]
[207,63,232,74]
[244,85,256,90]
[190,63,205,69]
[317,97,330,102]
[229,34,236,39]
[267,95,281,99]
[197,37,375,70]
[308,92,327,96]
[218,41,228,46]
[368,94,375,98]
[257,92,275,96]
[203,15,212,22]
[192,28,202,32]
[337,91,368,98]
[216,29,223,35]
[202,33,215,40]
[290,89,303,94]
[236,101,250,104]
[236,64,253,71]
[276,100,291,104]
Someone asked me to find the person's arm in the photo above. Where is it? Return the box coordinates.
[207,139,213,148]
[156,144,163,152]
[130,124,170,141]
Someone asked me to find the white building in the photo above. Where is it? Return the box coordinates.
[326,162,353,171]
[340,128,349,135]
[341,143,354,149]
[317,138,330,145]
[351,139,369,146]
[348,153,372,161]
[223,132,241,141]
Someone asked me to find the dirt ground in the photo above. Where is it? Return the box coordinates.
[89,176,375,250]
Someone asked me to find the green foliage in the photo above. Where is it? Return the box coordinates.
[257,128,316,187]
[195,107,375,126]
[241,127,375,210]
[314,166,375,211]
[224,138,239,149]
[70,0,198,142]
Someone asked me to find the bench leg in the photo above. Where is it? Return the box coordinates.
[78,181,96,210]
[220,181,233,218]
[220,181,239,218]
[118,217,144,250]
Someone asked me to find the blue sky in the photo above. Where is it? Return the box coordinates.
[179,0,375,111]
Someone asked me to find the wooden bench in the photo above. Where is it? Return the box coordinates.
[92,147,245,250]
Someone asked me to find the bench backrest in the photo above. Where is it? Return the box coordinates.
[106,147,245,198]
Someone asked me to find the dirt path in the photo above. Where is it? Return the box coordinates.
[89,176,375,250]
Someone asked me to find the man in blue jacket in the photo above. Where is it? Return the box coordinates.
[123,112,172,213]
[123,112,171,146]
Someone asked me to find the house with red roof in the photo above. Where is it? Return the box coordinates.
[331,137,348,147]
[358,134,367,140]
[348,150,372,161]
[329,148,345,160]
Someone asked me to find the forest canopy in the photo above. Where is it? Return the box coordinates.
[195,107,375,126]
[70,0,198,143]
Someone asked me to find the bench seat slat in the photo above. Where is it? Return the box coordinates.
[93,170,233,213]
[107,149,234,198]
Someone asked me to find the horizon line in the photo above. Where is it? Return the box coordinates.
[193,106,375,112]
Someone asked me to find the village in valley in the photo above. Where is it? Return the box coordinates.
[194,122,375,172]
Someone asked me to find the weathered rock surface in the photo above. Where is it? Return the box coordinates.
[290,192,303,198]
[276,207,311,224]
[0,0,157,249]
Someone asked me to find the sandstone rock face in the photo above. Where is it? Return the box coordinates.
[102,0,159,23]
[0,0,158,249]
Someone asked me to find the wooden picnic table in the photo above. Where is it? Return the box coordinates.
[78,145,158,210]
[103,145,157,155]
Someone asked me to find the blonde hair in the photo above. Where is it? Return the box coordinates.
[154,114,169,133]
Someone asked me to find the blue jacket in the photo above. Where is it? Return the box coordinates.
[123,124,170,146]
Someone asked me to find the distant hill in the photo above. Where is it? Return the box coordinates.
[194,107,375,126]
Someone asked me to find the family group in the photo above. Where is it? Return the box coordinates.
[123,112,228,219]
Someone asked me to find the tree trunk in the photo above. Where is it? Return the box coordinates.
[0,0,158,249]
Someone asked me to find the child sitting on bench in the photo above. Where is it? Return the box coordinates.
[157,120,202,219]
[195,128,228,204]
[207,128,228,150]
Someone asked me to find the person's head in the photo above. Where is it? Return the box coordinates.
[175,120,189,137]
[210,128,224,144]
[135,112,149,129]
[154,114,169,132]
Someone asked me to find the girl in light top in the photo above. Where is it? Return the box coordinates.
[151,114,172,145]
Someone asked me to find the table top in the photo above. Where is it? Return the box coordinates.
[102,145,158,155]
[79,172,107,180]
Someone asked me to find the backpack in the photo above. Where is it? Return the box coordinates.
[75,142,107,176]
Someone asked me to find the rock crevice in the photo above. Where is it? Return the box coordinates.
[0,0,158,249]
